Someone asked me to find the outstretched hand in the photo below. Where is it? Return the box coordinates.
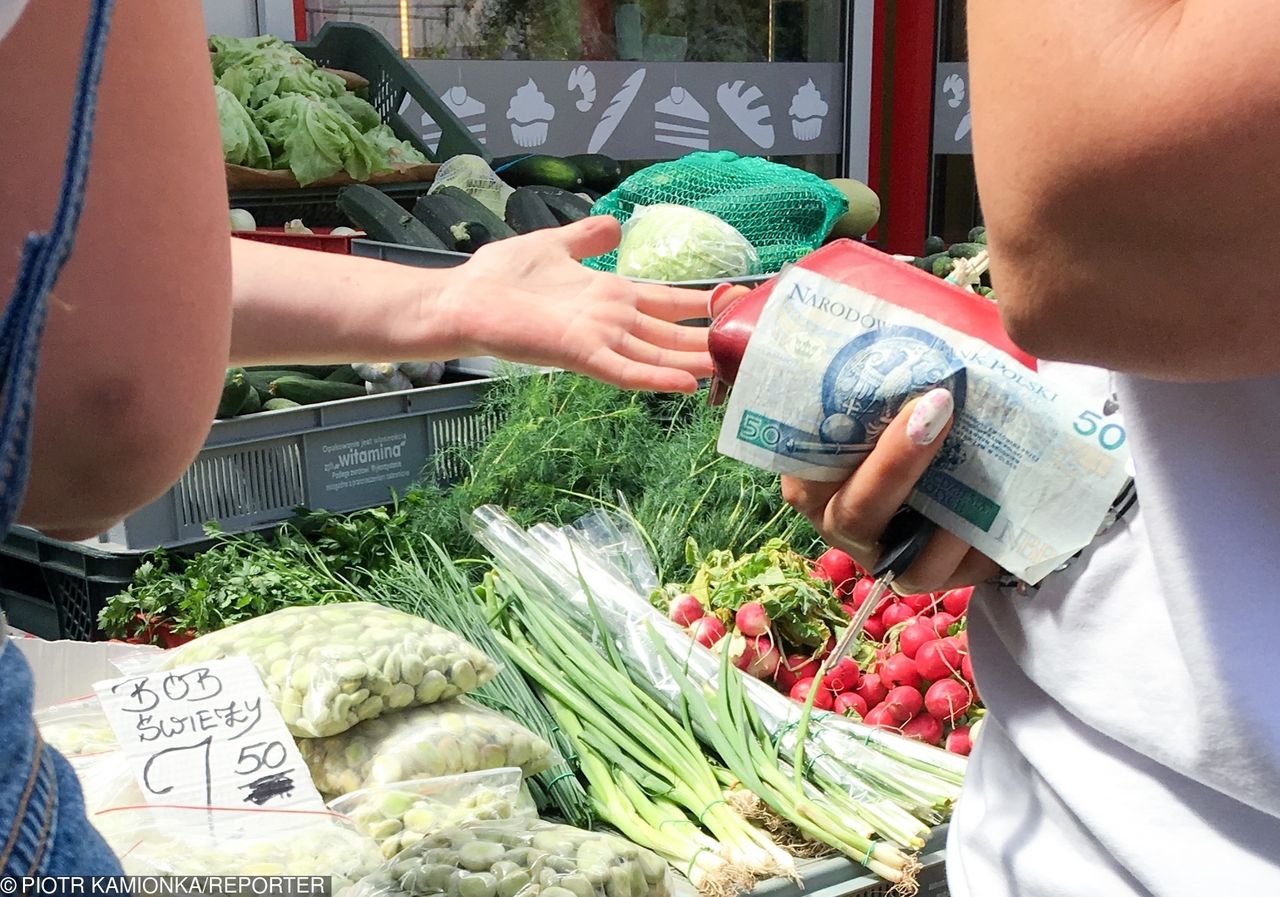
[442,216,714,393]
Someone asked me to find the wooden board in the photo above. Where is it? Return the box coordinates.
[226,162,439,191]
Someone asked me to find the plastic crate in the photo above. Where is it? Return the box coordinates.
[232,227,358,254]
[78,374,497,552]
[0,530,145,641]
[228,22,486,228]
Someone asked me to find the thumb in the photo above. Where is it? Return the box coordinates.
[542,215,622,260]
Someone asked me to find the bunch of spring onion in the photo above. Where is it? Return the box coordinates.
[467,507,962,849]
[332,540,593,828]
[481,567,794,893]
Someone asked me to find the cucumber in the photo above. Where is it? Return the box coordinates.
[968,225,987,243]
[947,241,986,259]
[245,369,317,393]
[525,186,592,225]
[337,184,447,249]
[495,154,584,190]
[434,187,516,242]
[324,365,364,385]
[246,364,338,378]
[217,369,251,419]
[504,188,560,234]
[910,252,947,273]
[566,153,622,191]
[923,235,946,256]
[238,388,262,415]
[269,377,366,405]
[262,397,301,411]
[413,189,515,252]
[409,194,460,250]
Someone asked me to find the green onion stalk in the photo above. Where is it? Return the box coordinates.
[546,692,754,897]
[654,634,921,892]
[486,572,795,881]
[333,540,593,829]
[466,507,962,845]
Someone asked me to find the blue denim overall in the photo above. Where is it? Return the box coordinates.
[0,0,125,879]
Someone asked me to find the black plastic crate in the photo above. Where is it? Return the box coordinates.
[0,531,146,641]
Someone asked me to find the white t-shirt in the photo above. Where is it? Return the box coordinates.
[948,362,1280,895]
[0,0,28,45]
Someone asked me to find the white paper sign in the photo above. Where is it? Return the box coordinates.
[94,657,324,812]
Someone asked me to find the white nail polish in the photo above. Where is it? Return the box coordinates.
[907,388,954,446]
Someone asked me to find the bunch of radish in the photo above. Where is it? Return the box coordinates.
[667,545,983,757]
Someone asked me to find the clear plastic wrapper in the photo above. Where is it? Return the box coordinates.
[91,804,381,893]
[614,205,760,282]
[330,768,538,859]
[70,750,145,814]
[158,603,499,738]
[468,507,964,837]
[429,154,514,217]
[301,699,558,797]
[350,820,672,897]
[34,695,118,758]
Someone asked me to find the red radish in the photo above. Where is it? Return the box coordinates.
[883,685,924,723]
[945,726,973,756]
[898,621,937,660]
[929,612,958,638]
[956,629,969,650]
[942,587,973,617]
[738,634,780,679]
[924,678,972,722]
[961,655,979,700]
[881,602,916,630]
[825,657,861,694]
[862,615,887,643]
[735,602,771,637]
[901,713,944,745]
[834,692,868,718]
[689,616,726,648]
[668,594,704,627]
[774,653,820,692]
[815,547,859,595]
[790,678,834,710]
[840,602,857,618]
[862,704,901,729]
[880,653,922,689]
[854,672,889,707]
[850,577,876,609]
[915,638,963,681]
[901,592,935,615]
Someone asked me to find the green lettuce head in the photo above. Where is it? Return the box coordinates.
[615,204,760,282]
[214,84,270,169]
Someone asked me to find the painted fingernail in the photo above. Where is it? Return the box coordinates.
[907,388,954,446]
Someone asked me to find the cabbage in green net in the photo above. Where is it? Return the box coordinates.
[585,151,847,276]
[615,204,759,282]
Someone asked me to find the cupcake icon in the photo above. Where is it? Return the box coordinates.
[506,79,556,148]
[789,79,829,141]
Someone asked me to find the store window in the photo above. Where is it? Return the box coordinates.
[929,0,979,243]
[303,1,848,176]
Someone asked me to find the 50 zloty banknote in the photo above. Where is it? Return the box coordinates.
[719,265,1132,584]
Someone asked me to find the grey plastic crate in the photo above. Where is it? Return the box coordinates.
[84,376,497,552]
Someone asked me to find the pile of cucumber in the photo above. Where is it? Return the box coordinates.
[907,226,994,298]
[336,153,623,254]
[216,364,381,419]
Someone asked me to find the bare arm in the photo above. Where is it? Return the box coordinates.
[229,217,713,393]
[969,1,1280,379]
[5,0,233,538]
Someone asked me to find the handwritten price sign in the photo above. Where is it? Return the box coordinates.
[95,657,325,812]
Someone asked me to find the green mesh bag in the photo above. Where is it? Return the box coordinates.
[583,151,847,275]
